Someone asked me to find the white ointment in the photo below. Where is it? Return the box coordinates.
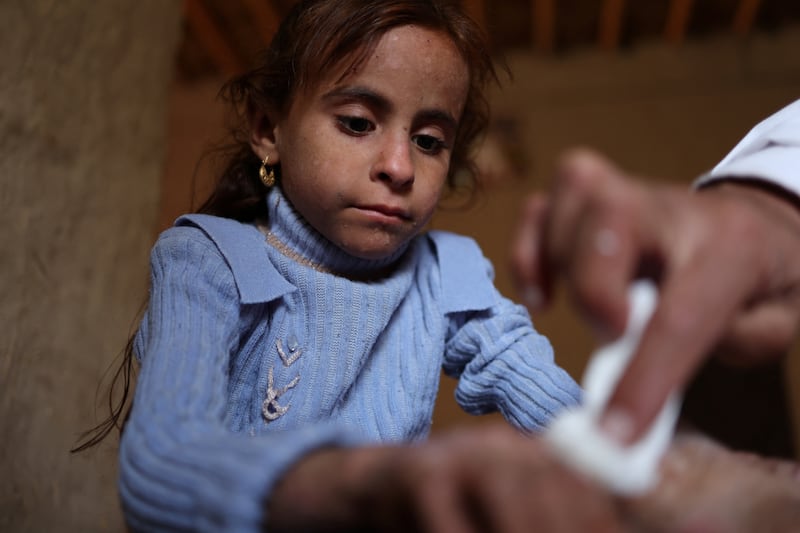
[543,280,682,495]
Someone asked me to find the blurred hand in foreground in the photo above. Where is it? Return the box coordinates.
[510,148,800,443]
[624,432,800,532]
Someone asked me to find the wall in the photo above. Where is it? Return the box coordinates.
[0,2,180,531]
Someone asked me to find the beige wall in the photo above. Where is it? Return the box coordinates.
[0,2,180,531]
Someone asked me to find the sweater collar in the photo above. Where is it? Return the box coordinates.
[264,186,411,279]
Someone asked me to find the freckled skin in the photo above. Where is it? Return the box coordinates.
[262,26,470,260]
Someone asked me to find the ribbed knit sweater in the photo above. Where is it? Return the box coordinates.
[119,186,581,532]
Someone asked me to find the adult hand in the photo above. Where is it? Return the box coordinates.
[268,423,622,532]
[510,148,800,444]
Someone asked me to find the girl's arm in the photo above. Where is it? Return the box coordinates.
[435,235,582,432]
[443,294,582,432]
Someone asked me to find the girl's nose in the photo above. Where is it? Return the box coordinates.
[371,135,414,189]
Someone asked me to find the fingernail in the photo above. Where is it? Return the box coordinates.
[598,407,635,445]
[522,286,544,310]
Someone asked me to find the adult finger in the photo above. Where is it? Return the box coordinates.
[718,299,800,364]
[601,230,761,443]
[544,149,613,279]
[510,193,552,311]
[567,186,649,340]
[548,149,649,338]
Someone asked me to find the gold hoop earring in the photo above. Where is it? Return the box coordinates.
[259,155,276,188]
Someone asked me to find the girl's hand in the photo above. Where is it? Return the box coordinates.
[268,423,622,532]
[510,148,800,445]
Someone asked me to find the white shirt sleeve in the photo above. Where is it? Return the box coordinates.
[695,99,800,197]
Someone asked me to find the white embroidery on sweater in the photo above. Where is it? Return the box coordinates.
[262,366,300,421]
[263,336,303,422]
[276,337,302,366]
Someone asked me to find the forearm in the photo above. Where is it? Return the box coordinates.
[266,446,388,532]
[446,300,581,431]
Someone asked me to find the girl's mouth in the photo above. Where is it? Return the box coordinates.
[356,204,411,222]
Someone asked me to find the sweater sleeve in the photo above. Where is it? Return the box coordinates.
[695,99,800,197]
[432,233,582,433]
[119,227,359,532]
[444,296,582,433]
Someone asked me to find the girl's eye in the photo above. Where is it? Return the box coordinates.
[412,134,446,154]
[337,116,374,135]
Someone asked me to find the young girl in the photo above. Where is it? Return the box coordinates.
[106,0,615,531]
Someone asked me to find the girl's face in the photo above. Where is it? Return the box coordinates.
[265,25,470,260]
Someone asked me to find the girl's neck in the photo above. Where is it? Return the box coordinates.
[261,186,411,280]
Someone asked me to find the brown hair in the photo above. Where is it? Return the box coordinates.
[72,0,499,451]
[199,0,499,221]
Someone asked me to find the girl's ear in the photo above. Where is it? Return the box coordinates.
[249,107,280,164]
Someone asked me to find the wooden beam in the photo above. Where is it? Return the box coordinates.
[598,0,626,50]
[664,0,694,44]
[532,0,556,52]
[242,0,281,46]
[732,0,761,36]
[183,0,246,77]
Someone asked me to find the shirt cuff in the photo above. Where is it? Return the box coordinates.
[695,144,800,200]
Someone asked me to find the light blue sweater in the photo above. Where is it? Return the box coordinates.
[119,187,581,532]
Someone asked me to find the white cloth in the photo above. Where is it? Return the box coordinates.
[696,99,800,196]
[543,280,682,495]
